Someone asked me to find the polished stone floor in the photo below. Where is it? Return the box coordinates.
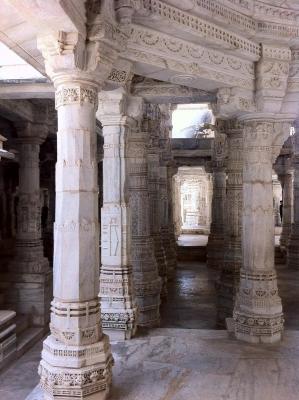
[2,237,299,399]
[26,329,299,400]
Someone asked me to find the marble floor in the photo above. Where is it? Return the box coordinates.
[2,243,299,399]
[25,329,299,400]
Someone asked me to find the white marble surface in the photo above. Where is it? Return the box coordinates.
[22,329,299,400]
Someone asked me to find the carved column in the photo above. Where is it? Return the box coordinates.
[288,120,299,268]
[234,118,284,343]
[207,126,227,269]
[159,105,177,281]
[36,2,131,395]
[37,80,113,400]
[279,165,293,250]
[97,89,137,340]
[8,124,51,327]
[128,102,161,327]
[147,104,168,298]
[217,120,243,326]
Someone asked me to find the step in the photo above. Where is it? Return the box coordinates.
[17,327,44,358]
[15,314,29,336]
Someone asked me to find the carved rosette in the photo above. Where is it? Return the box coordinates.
[216,120,243,326]
[234,118,284,343]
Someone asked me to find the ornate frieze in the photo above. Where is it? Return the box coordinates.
[138,0,260,59]
[126,25,255,89]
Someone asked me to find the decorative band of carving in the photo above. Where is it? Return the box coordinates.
[55,86,98,109]
[240,270,277,281]
[234,311,284,336]
[51,299,99,318]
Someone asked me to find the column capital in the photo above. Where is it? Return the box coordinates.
[37,12,128,88]
[15,121,48,145]
[98,89,144,128]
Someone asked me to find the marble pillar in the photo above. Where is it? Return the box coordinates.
[97,90,137,340]
[288,121,299,268]
[279,168,293,250]
[234,118,284,344]
[147,104,168,298]
[8,125,52,327]
[159,105,177,281]
[217,121,243,327]
[207,169,226,268]
[207,128,227,269]
[38,81,113,399]
[128,104,161,327]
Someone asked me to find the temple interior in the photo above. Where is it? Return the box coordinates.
[1,1,299,400]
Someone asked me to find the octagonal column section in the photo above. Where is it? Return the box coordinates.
[147,104,168,298]
[9,124,51,327]
[234,118,284,343]
[38,81,113,400]
[217,120,243,326]
[207,126,227,269]
[97,89,137,340]
[128,103,161,327]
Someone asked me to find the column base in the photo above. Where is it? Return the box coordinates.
[101,307,137,340]
[234,311,284,344]
[39,334,113,400]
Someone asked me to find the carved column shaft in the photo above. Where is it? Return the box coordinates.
[159,105,177,280]
[146,104,168,298]
[217,121,243,326]
[38,82,113,400]
[207,169,226,269]
[6,124,52,327]
[279,169,293,249]
[98,91,137,340]
[234,119,284,344]
[128,123,161,327]
[207,127,227,269]
[288,120,299,268]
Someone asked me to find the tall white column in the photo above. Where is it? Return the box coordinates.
[234,118,284,344]
[217,120,243,326]
[8,124,51,327]
[97,89,137,340]
[128,103,161,327]
[38,80,113,399]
